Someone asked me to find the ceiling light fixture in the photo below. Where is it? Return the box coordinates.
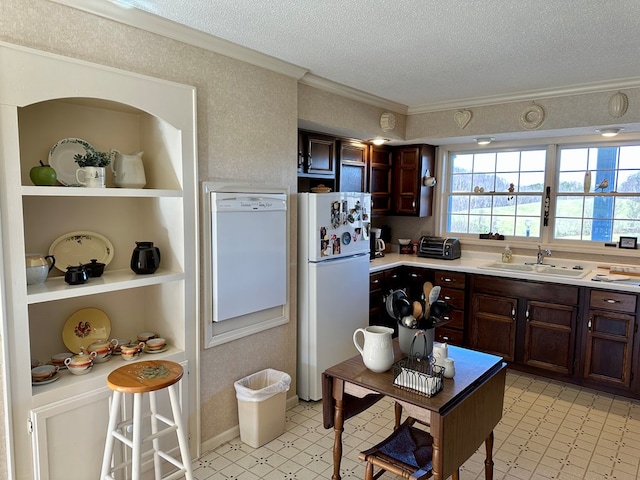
[474,137,494,145]
[371,138,389,146]
[597,128,623,137]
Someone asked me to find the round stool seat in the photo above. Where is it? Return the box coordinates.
[107,360,183,394]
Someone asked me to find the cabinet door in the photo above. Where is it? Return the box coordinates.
[369,272,387,328]
[393,145,435,217]
[305,132,336,177]
[404,267,433,301]
[368,145,393,215]
[31,389,112,480]
[469,293,517,361]
[339,141,367,192]
[583,309,635,388]
[523,300,576,374]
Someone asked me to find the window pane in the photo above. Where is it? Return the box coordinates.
[468,215,491,233]
[619,146,640,170]
[617,170,640,193]
[473,173,495,192]
[496,151,520,172]
[451,154,472,173]
[516,195,542,216]
[555,217,584,240]
[473,153,496,173]
[556,195,583,218]
[492,216,515,236]
[558,172,585,193]
[559,148,588,171]
[451,173,472,192]
[519,172,545,192]
[449,214,469,233]
[449,195,470,213]
[520,150,546,171]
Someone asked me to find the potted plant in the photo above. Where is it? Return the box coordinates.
[74,150,111,187]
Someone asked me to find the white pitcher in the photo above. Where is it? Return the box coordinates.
[110,150,146,188]
[353,326,395,373]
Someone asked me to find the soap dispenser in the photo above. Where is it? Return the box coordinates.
[501,245,513,263]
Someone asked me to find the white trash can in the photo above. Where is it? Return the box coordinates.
[234,368,291,448]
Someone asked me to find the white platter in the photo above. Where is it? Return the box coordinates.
[49,230,114,272]
[48,138,96,186]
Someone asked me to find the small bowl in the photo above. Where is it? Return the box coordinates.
[398,238,412,245]
[31,365,58,382]
[145,337,166,351]
[51,352,73,367]
[84,258,106,277]
[137,332,157,343]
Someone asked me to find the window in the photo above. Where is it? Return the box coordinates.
[447,149,546,238]
[555,145,640,242]
[443,142,640,246]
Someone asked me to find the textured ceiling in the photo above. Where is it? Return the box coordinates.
[116,0,640,110]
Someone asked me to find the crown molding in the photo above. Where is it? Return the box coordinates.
[48,0,309,80]
[299,74,409,115]
[408,77,640,115]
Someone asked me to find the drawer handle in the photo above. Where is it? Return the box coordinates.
[588,316,592,332]
[604,298,620,304]
[441,277,454,283]
[443,316,451,321]
[390,274,398,279]
[526,308,530,321]
[371,279,380,285]
[443,296,452,301]
[410,273,418,278]
[440,336,450,342]
[511,308,516,321]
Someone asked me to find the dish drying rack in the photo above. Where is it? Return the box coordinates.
[392,332,444,398]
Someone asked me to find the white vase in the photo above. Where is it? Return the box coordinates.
[76,166,106,188]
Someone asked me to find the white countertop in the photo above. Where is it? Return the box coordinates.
[369,252,640,293]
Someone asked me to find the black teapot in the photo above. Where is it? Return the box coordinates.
[64,265,89,285]
[130,241,161,274]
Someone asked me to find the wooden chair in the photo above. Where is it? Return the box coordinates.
[359,405,460,480]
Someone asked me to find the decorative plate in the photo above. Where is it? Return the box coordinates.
[519,104,546,130]
[62,308,111,354]
[310,185,332,193]
[49,230,114,272]
[48,138,96,186]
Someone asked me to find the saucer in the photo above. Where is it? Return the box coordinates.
[32,372,61,386]
[144,344,168,354]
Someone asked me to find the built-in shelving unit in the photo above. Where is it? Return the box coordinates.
[0,42,199,479]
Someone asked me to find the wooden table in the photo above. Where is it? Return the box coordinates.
[322,343,506,480]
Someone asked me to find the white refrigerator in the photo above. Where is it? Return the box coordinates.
[297,192,371,401]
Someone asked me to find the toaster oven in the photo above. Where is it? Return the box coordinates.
[417,236,461,260]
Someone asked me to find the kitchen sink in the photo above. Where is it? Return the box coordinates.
[480,262,591,278]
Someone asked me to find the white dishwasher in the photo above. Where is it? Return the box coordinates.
[209,192,287,322]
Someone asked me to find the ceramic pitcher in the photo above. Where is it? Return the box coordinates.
[353,326,395,373]
[110,150,146,188]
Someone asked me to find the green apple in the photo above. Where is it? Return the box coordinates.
[29,160,57,186]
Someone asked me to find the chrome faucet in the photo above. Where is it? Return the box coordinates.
[536,245,551,264]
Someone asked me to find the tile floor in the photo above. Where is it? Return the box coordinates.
[192,370,640,479]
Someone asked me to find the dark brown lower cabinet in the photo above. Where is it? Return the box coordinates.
[469,275,579,375]
[582,289,638,390]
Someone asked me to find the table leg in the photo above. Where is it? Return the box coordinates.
[332,398,344,480]
[484,431,494,480]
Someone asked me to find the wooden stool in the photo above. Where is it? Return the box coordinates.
[100,360,194,480]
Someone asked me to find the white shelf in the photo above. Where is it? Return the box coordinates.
[22,186,183,197]
[26,268,184,304]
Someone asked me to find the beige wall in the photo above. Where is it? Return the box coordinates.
[1,0,301,468]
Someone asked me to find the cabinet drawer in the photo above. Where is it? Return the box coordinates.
[434,327,464,346]
[440,308,464,330]
[370,272,384,291]
[438,287,465,310]
[590,290,637,314]
[434,270,466,289]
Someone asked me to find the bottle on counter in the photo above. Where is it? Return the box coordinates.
[501,245,513,263]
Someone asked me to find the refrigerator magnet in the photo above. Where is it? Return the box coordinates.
[342,232,351,245]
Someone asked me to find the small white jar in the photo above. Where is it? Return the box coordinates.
[443,358,455,379]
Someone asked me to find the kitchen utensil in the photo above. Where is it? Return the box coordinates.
[353,326,394,373]
[428,285,441,305]
[130,241,161,274]
[49,230,114,272]
[401,315,417,328]
[430,299,453,319]
[412,300,423,320]
[385,289,408,320]
[25,253,56,285]
[110,150,146,188]
[422,281,433,302]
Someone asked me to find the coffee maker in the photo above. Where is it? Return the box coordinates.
[370,228,385,258]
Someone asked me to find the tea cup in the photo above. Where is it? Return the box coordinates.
[51,352,73,367]
[120,342,145,361]
[137,332,156,342]
[145,337,166,351]
[31,364,58,382]
[87,339,118,363]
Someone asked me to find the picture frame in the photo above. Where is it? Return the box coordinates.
[619,236,637,249]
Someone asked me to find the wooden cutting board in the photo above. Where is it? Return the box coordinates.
[597,265,640,277]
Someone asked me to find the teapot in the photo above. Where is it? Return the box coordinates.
[25,253,55,285]
[110,150,146,188]
[130,241,161,274]
[353,326,395,373]
[87,339,118,363]
[64,265,89,285]
[64,349,97,375]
